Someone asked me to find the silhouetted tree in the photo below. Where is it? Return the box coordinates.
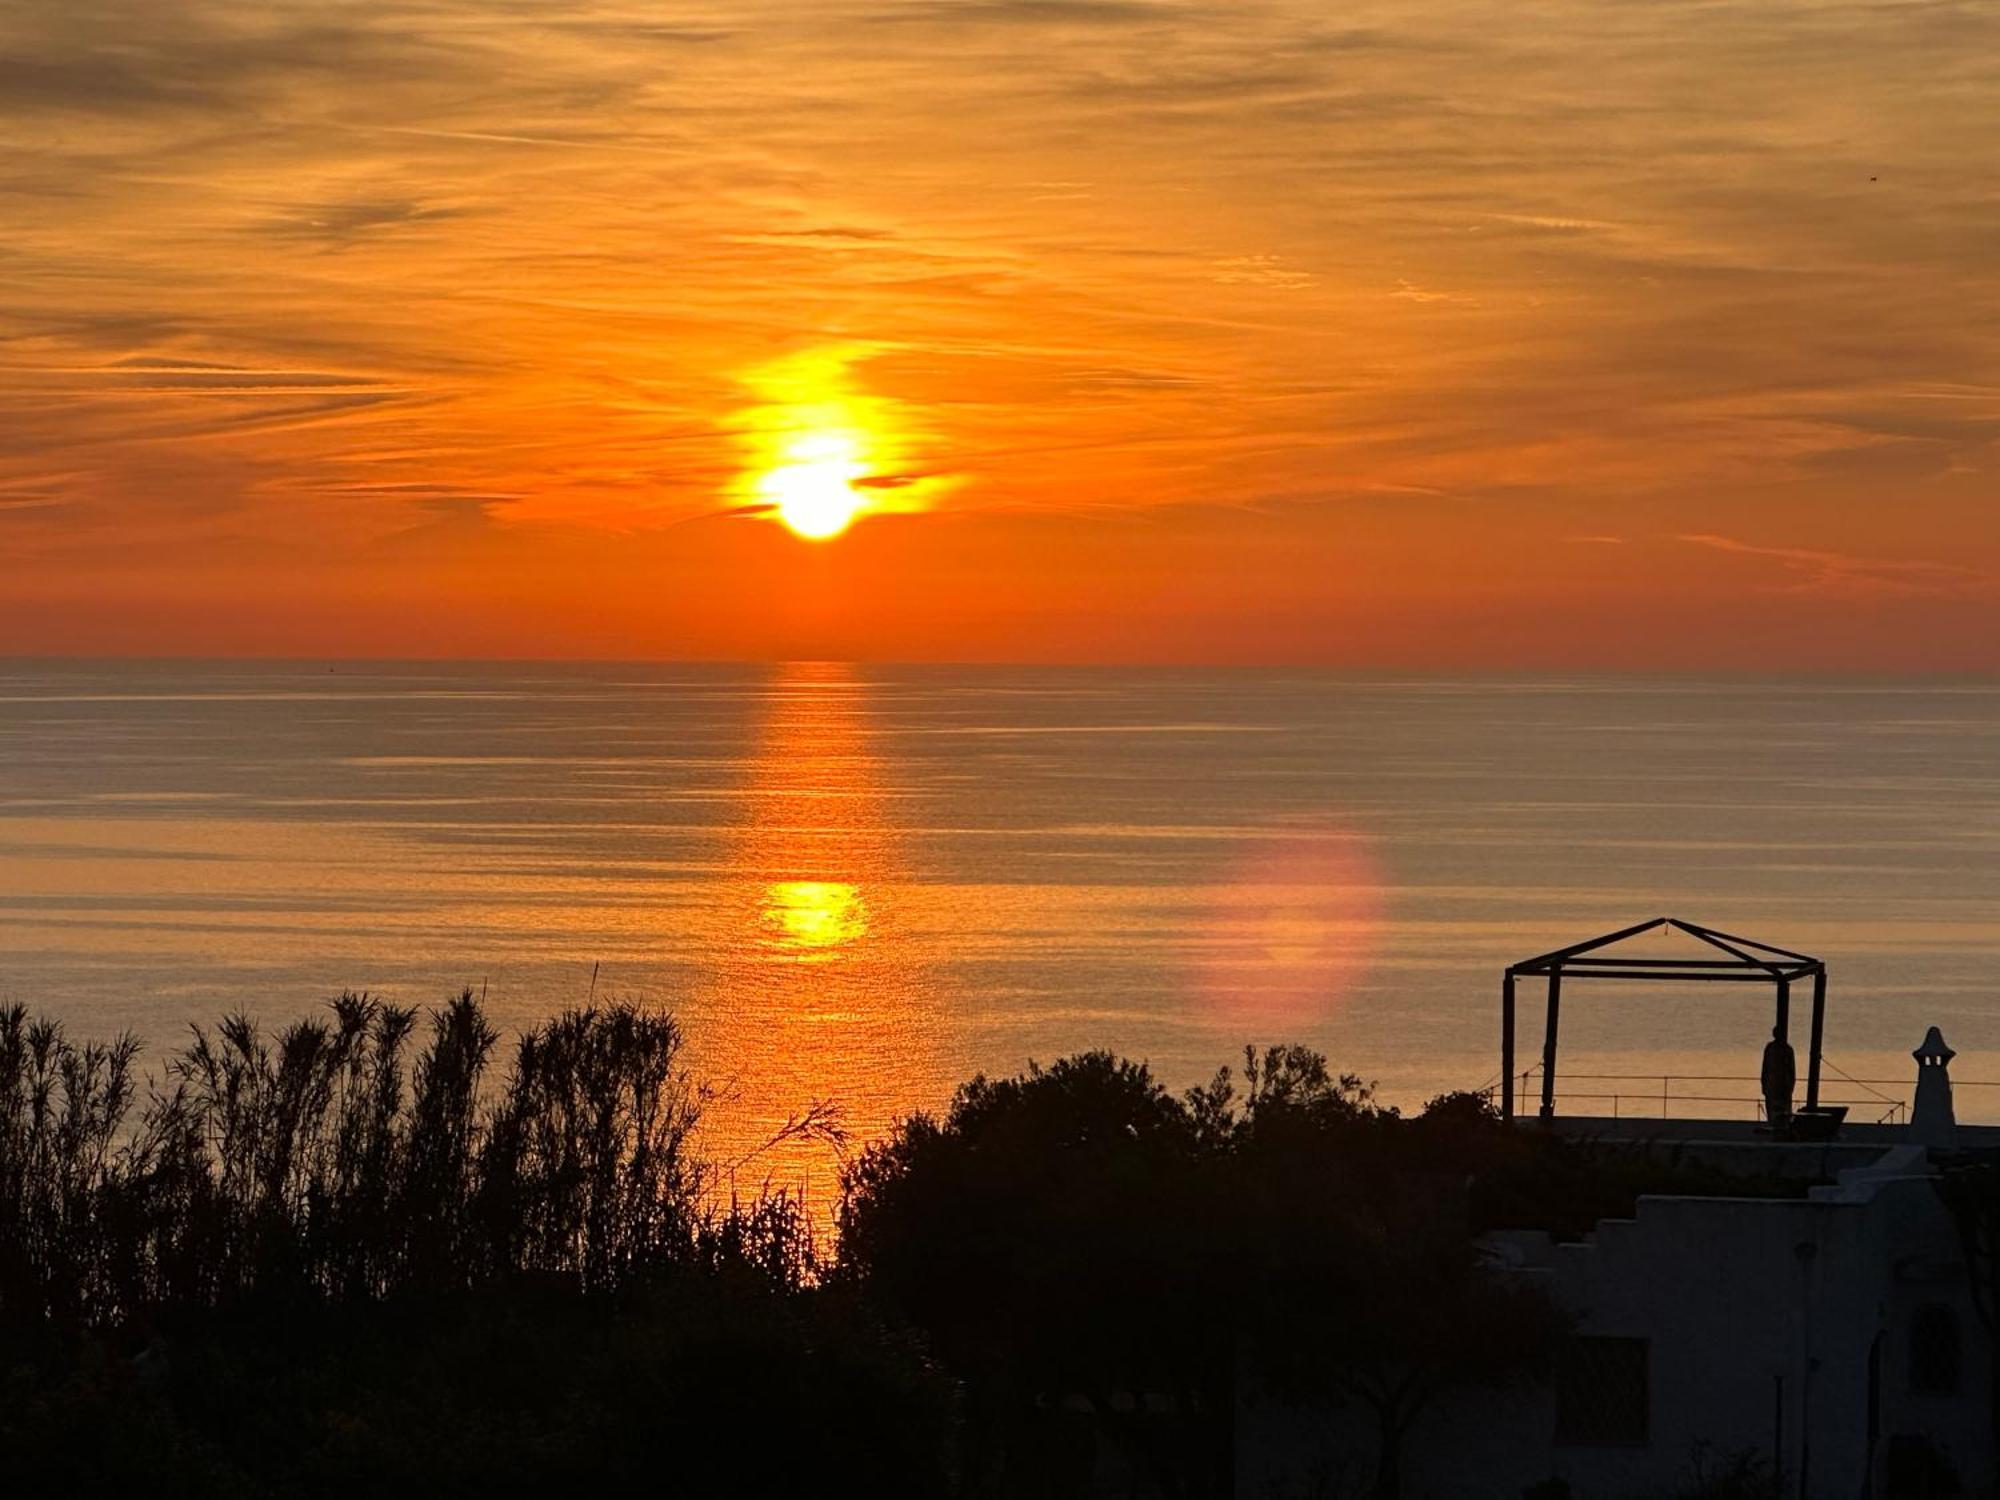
[1204,1056,1564,1500]
[842,1051,1229,1496]
[843,1045,1566,1499]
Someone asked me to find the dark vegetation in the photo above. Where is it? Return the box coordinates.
[2,999,1798,1497]
[0,995,944,1496]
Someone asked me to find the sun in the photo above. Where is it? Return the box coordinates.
[758,429,867,540]
[736,346,950,539]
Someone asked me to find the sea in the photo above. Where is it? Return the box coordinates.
[3,661,1997,1203]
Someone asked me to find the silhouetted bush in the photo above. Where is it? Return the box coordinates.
[839,1045,1805,1499]
[0,994,955,1495]
[837,1046,1559,1498]
[1,1272,955,1497]
[1661,1442,1780,1500]
[3,1007,1823,1498]
[0,994,734,1327]
[839,1050,1227,1495]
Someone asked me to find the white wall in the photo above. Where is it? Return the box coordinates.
[1239,1149,1991,1499]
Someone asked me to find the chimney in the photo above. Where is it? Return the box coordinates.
[1909,1026,1957,1150]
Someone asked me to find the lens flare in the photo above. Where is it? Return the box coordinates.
[1194,822,1385,1026]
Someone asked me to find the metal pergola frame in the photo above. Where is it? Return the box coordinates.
[1501,917,1826,1122]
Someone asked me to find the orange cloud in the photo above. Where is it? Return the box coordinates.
[0,0,1994,665]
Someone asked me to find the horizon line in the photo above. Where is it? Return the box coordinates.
[2,652,1997,685]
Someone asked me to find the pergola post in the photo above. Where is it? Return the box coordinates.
[1539,970,1561,1121]
[1774,976,1790,1045]
[1501,971,1516,1120]
[1805,966,1826,1111]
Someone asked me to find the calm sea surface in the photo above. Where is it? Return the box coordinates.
[3,662,1998,1196]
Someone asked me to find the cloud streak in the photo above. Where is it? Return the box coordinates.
[1678,534,1989,599]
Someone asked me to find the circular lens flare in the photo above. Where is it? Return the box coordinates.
[1195,823,1385,1027]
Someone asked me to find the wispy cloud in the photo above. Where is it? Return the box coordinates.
[0,0,1995,659]
[1212,255,1316,290]
[1678,533,1988,598]
[1389,278,1477,306]
[252,196,473,250]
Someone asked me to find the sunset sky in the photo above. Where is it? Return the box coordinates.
[3,0,1996,666]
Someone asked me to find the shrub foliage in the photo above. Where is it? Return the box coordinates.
[0,993,749,1326]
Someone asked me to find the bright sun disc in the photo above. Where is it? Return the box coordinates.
[761,431,866,539]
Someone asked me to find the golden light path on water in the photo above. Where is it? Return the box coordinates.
[694,661,946,1223]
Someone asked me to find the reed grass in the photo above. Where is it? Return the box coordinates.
[0,992,807,1330]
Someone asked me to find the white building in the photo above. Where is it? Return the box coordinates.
[1243,945,1996,1500]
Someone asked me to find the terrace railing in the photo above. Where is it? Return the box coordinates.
[1489,1069,1909,1125]
[1480,1066,2000,1126]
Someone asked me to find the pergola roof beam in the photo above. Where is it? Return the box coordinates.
[1512,964,1816,976]
[1528,969,1792,983]
[1671,919,1817,965]
[1509,960,1820,982]
[1511,915,1669,973]
[1665,918,1789,976]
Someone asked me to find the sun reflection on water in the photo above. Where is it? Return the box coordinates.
[762,879,869,955]
[693,661,949,1231]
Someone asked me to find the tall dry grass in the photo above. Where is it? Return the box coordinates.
[0,992,812,1329]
